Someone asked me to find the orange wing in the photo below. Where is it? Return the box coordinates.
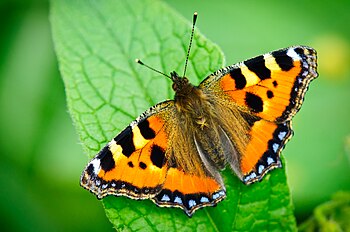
[80,101,172,199]
[153,167,225,216]
[80,100,226,216]
[202,46,317,122]
[240,119,293,183]
[200,46,318,183]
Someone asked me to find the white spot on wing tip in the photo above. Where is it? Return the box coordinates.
[95,179,101,186]
[287,48,301,60]
[200,197,209,203]
[91,159,101,175]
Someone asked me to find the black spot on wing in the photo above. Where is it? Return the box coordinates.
[244,55,271,80]
[98,146,115,172]
[115,126,135,157]
[294,47,304,55]
[273,80,278,87]
[150,145,166,168]
[245,92,264,113]
[271,49,294,71]
[267,90,274,99]
[139,162,147,169]
[138,119,156,139]
[127,161,134,168]
[229,68,246,89]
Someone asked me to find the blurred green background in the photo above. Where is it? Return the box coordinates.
[0,0,349,231]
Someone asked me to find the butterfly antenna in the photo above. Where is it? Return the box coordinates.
[135,59,172,79]
[183,12,198,77]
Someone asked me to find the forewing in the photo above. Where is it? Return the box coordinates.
[80,101,173,199]
[200,46,318,122]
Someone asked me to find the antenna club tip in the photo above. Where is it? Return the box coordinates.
[193,12,198,24]
[135,59,143,65]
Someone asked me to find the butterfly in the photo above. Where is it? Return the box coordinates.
[80,12,318,217]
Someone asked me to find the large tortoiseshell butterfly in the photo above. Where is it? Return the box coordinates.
[80,12,318,216]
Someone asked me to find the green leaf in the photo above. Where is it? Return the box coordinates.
[50,0,297,231]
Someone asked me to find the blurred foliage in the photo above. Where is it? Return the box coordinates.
[0,0,349,231]
[0,0,113,231]
[299,191,350,232]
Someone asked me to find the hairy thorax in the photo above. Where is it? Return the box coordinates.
[175,86,211,122]
[174,82,228,169]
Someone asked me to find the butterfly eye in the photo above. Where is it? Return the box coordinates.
[172,83,178,90]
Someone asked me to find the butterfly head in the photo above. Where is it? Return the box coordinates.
[170,71,192,92]
[170,70,207,115]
